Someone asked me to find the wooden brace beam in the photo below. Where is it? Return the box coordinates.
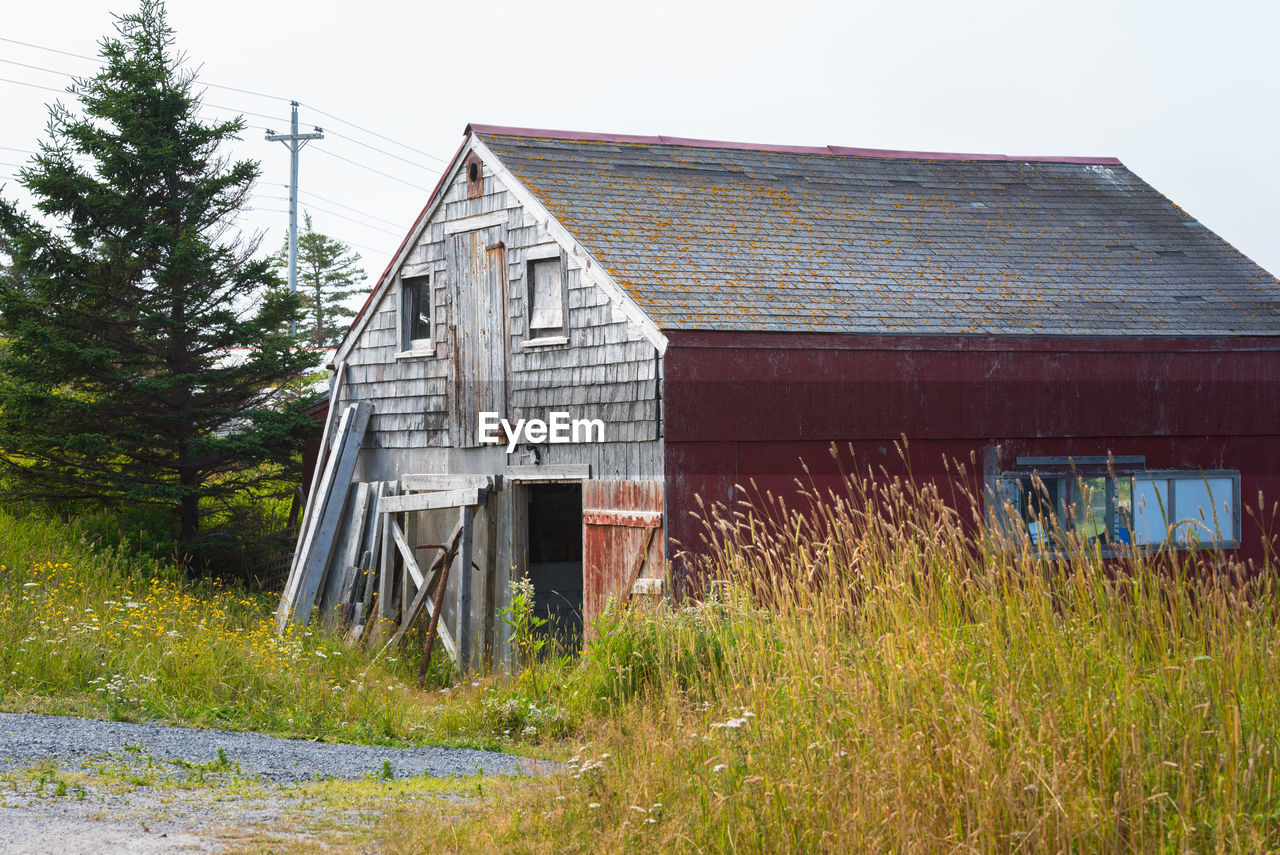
[380,487,487,514]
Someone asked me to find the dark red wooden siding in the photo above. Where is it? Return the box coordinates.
[582,480,664,636]
[664,331,1280,571]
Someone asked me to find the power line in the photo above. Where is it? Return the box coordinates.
[0,75,64,95]
[2,35,446,167]
[206,102,287,125]
[296,103,450,165]
[296,201,402,237]
[312,147,431,192]
[322,129,441,172]
[341,239,389,257]
[0,36,293,105]
[297,187,404,227]
[0,36,96,64]
[202,80,290,104]
[0,56,78,80]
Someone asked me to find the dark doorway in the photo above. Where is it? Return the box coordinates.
[527,483,583,649]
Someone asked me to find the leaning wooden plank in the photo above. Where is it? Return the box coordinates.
[389,516,425,590]
[344,479,383,624]
[334,481,372,622]
[456,505,476,674]
[277,402,355,630]
[346,551,372,640]
[357,482,386,622]
[286,402,371,629]
[387,543,460,660]
[377,500,394,620]
[400,473,495,493]
[279,400,352,622]
[391,522,463,640]
[391,542,449,641]
[281,400,373,630]
[379,487,487,514]
[280,364,347,614]
[396,558,442,637]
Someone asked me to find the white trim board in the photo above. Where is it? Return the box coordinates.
[505,464,590,482]
[443,211,507,234]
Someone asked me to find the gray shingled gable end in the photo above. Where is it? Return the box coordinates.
[476,131,1280,336]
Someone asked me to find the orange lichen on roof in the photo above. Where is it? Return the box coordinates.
[479,131,1279,336]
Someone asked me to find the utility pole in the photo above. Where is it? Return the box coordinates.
[266,102,323,335]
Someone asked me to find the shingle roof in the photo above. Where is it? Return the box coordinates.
[475,126,1280,336]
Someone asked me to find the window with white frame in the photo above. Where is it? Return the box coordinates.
[995,456,1240,551]
[401,274,432,352]
[526,256,566,341]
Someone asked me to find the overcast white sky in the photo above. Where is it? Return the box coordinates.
[2,0,1277,291]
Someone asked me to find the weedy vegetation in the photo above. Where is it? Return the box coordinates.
[0,511,502,747]
[378,467,1280,854]
[2,461,1279,853]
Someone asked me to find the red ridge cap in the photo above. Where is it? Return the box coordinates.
[464,123,1122,166]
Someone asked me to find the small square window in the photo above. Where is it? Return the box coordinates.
[527,258,565,339]
[402,275,431,349]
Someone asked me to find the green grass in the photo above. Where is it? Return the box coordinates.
[0,510,514,748]
[5,468,1280,852]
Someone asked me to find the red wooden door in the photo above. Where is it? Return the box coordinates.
[582,480,664,638]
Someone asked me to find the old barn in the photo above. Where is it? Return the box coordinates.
[279,125,1280,670]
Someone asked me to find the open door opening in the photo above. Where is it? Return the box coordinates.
[527,483,584,650]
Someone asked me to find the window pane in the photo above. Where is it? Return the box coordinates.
[1112,477,1134,545]
[1172,476,1234,544]
[1018,475,1065,546]
[1070,476,1108,541]
[1133,477,1170,545]
[529,259,563,333]
[405,276,430,343]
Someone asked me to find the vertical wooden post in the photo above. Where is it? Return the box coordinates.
[401,511,411,627]
[378,510,393,621]
[456,504,476,673]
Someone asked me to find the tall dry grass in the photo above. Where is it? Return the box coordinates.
[389,465,1280,853]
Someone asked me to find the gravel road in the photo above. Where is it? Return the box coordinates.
[0,712,543,853]
[0,712,533,781]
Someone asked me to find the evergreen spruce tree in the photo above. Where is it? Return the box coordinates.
[273,212,365,347]
[0,0,317,562]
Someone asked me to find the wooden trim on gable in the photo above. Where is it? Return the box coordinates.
[443,211,507,234]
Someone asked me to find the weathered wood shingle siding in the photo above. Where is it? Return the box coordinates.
[341,151,662,480]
